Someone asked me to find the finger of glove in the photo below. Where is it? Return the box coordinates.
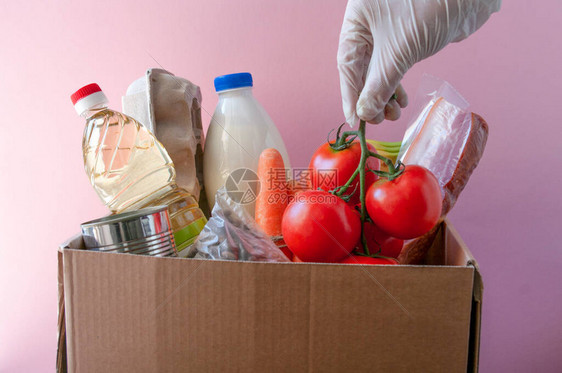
[338,64,360,126]
[338,4,372,126]
[395,83,408,108]
[338,37,371,126]
[384,99,401,121]
[356,55,403,123]
[370,87,404,125]
[370,111,385,125]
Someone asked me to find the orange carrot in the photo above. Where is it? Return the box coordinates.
[255,148,288,237]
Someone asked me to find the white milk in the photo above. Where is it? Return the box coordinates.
[203,73,291,217]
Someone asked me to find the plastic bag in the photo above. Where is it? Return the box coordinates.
[396,75,489,264]
[397,75,488,215]
[188,188,290,262]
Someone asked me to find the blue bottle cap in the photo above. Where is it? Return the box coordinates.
[214,72,253,92]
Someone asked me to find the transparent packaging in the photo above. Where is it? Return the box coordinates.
[400,96,470,190]
[398,75,488,214]
[396,76,489,264]
[188,188,290,262]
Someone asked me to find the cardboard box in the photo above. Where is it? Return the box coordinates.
[57,220,483,373]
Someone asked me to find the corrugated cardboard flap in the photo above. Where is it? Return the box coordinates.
[445,221,484,373]
[57,235,83,373]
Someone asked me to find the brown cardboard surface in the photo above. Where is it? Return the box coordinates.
[446,223,484,373]
[57,222,480,373]
[55,221,479,372]
[57,250,67,373]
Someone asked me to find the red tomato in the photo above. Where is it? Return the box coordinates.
[365,165,442,239]
[279,245,293,261]
[352,204,405,258]
[309,141,379,205]
[282,190,361,263]
[271,238,293,260]
[361,222,404,258]
[340,255,398,265]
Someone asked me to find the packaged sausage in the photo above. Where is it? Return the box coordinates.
[397,76,489,264]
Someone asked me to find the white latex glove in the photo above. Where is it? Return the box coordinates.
[338,0,501,125]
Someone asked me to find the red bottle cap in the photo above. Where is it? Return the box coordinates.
[71,83,102,105]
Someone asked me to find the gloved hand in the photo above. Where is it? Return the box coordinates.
[338,0,501,125]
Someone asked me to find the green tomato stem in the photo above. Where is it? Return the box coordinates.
[340,130,358,139]
[334,167,360,197]
[357,120,370,256]
[330,124,359,150]
[331,120,403,257]
[368,151,396,174]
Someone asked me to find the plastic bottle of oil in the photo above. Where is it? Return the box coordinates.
[71,83,207,256]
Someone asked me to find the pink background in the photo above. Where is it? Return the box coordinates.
[1,0,561,371]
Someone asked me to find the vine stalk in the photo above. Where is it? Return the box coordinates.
[332,120,404,256]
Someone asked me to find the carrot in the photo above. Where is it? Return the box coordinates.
[255,148,288,238]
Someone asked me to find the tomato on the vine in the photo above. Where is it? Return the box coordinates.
[361,221,404,258]
[282,190,361,263]
[352,203,404,257]
[277,242,293,261]
[309,141,379,205]
[365,165,442,240]
[340,255,398,265]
